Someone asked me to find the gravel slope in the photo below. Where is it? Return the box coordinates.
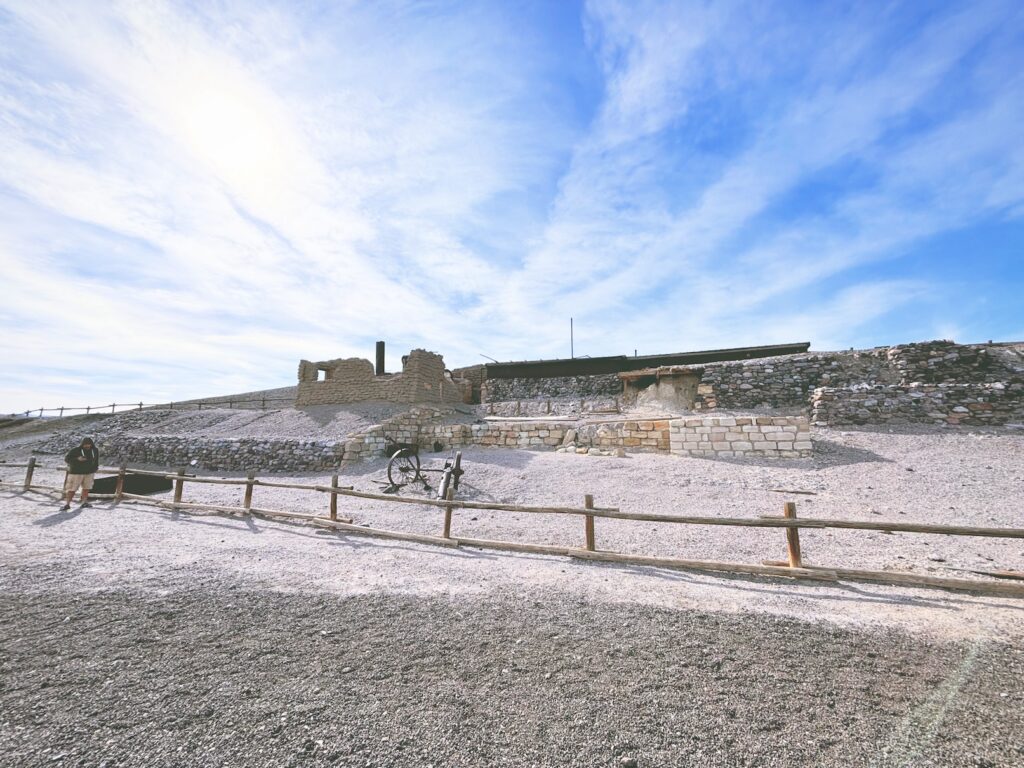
[2,565,1022,768]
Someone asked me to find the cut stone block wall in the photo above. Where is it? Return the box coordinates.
[296,349,464,406]
[668,416,812,458]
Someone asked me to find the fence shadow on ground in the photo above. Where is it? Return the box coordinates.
[609,561,1024,612]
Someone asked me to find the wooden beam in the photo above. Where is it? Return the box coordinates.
[783,501,802,568]
[584,494,595,552]
[23,457,36,492]
[172,468,185,505]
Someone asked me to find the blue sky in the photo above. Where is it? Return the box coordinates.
[1,0,1022,413]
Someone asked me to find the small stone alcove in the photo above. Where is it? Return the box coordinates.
[621,367,704,410]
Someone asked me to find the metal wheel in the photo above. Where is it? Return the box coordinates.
[387,449,420,487]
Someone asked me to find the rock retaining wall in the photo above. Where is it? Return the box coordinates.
[479,341,1024,427]
[96,435,347,472]
[811,382,1024,427]
[482,374,621,401]
[89,408,811,471]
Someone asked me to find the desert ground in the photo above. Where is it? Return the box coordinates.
[2,409,1023,767]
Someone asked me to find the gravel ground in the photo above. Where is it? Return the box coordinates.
[2,564,1022,768]
[3,420,1024,765]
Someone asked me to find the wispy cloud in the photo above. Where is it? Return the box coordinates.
[0,0,1021,411]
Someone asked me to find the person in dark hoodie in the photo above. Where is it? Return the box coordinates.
[63,437,99,510]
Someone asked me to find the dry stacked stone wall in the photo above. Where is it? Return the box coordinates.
[482,374,622,402]
[479,341,1023,427]
[811,383,1023,427]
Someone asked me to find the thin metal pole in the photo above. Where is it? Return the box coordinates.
[570,317,574,359]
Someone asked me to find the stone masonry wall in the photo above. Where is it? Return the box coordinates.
[479,341,1022,427]
[669,416,811,458]
[811,382,1024,427]
[482,374,622,401]
[296,349,463,406]
[340,409,811,463]
[86,408,811,472]
[95,435,347,473]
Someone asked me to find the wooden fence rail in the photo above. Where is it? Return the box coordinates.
[3,396,296,420]
[2,458,1023,598]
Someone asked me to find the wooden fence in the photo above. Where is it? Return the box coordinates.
[2,458,1023,598]
[4,396,295,419]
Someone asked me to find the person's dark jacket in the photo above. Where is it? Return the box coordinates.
[65,446,99,475]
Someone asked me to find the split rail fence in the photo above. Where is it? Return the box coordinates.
[4,396,295,420]
[2,458,1023,598]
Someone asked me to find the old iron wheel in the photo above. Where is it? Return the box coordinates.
[387,449,421,487]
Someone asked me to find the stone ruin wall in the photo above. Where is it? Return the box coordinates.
[338,408,811,463]
[481,374,622,402]
[295,349,466,407]
[86,407,811,472]
[480,341,1024,427]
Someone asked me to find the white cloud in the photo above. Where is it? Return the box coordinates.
[0,0,1021,411]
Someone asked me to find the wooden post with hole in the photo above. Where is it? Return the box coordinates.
[23,457,36,491]
[115,463,126,502]
[243,471,255,513]
[173,468,186,506]
[443,486,454,539]
[584,494,595,551]
[784,501,802,568]
[330,474,339,521]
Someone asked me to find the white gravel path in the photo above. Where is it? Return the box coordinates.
[4,425,1023,641]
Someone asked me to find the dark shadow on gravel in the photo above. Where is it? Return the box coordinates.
[604,562,1023,611]
[31,506,83,527]
[810,438,894,468]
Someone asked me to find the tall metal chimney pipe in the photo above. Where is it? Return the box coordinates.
[375,341,385,375]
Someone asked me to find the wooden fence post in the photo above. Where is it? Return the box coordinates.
[59,407,65,417]
[584,494,595,551]
[85,406,91,414]
[115,464,126,501]
[443,486,454,539]
[243,471,255,513]
[330,474,339,521]
[784,501,802,568]
[110,403,116,413]
[23,457,36,491]
[173,468,186,506]
[138,402,143,410]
